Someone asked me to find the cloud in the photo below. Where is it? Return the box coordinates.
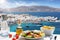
[0,0,6,4]
[46,0,54,2]
[15,1,39,6]
[0,0,9,8]
[0,0,39,8]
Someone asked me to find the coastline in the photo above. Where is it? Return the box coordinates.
[0,13,60,34]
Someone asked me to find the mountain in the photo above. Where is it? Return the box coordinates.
[1,6,60,12]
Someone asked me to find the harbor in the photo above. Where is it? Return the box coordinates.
[0,13,60,34]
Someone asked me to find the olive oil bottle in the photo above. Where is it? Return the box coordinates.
[16,25,23,35]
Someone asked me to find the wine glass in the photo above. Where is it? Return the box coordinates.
[17,19,21,27]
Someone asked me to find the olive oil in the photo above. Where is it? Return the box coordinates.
[16,27,23,35]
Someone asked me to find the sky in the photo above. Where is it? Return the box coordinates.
[0,0,60,8]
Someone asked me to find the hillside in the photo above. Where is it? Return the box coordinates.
[0,6,60,12]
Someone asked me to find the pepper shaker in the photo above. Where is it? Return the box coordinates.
[54,36,57,40]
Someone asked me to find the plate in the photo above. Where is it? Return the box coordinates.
[20,30,45,40]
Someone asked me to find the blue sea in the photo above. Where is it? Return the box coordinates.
[4,12,60,34]
[6,12,60,19]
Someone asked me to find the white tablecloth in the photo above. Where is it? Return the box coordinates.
[0,32,60,40]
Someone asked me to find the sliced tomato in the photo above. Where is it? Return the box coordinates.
[12,38,16,40]
[15,34,19,39]
[9,34,12,38]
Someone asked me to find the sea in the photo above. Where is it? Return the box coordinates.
[5,12,60,19]
[1,12,60,34]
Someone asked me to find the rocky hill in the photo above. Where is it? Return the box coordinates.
[0,6,60,12]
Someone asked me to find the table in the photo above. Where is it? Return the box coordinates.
[0,32,60,40]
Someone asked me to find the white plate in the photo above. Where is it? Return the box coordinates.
[21,30,44,40]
